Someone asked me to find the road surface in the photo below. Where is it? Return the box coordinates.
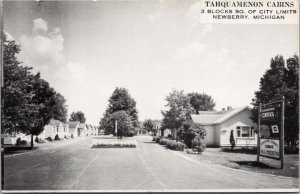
[3,136,298,191]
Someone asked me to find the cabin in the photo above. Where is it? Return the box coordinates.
[39,119,68,140]
[191,106,257,147]
[67,121,80,138]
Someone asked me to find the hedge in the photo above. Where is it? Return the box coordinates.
[156,137,186,151]
[92,143,136,148]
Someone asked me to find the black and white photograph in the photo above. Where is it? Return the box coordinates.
[1,0,299,192]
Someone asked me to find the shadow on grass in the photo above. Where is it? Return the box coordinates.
[222,147,257,155]
[232,161,277,169]
[143,141,157,144]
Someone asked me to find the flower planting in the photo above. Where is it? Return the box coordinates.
[92,142,136,148]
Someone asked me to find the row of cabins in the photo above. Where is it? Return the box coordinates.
[157,106,258,147]
[3,119,99,145]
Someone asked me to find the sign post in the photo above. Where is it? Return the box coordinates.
[115,120,118,136]
[257,97,285,169]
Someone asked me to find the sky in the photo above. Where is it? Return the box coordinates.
[4,0,299,125]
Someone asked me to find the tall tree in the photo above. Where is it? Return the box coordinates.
[161,89,195,138]
[101,87,139,128]
[2,34,57,149]
[251,55,299,152]
[188,92,216,114]
[143,119,156,135]
[69,111,86,123]
[101,111,133,138]
[51,93,68,122]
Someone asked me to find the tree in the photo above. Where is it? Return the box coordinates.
[230,130,235,150]
[100,87,139,132]
[2,34,57,149]
[143,119,156,135]
[105,87,139,127]
[161,89,195,139]
[251,55,299,152]
[69,111,86,123]
[188,92,216,114]
[51,93,68,122]
[192,135,206,154]
[177,121,207,148]
[101,111,133,138]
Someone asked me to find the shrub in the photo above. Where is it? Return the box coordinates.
[159,138,168,145]
[71,134,74,138]
[20,140,27,145]
[192,135,206,154]
[167,134,173,139]
[175,141,186,151]
[35,137,40,143]
[153,136,158,141]
[166,140,176,150]
[38,139,46,143]
[45,137,53,142]
[126,130,136,137]
[177,121,207,148]
[16,137,22,146]
[230,130,235,150]
[54,134,60,140]
[156,136,162,143]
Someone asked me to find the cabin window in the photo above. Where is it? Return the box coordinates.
[236,126,254,138]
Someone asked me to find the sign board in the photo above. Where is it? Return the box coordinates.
[257,98,284,168]
[260,138,280,159]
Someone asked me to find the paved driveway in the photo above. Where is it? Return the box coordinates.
[3,136,299,191]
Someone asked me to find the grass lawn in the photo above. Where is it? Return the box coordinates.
[184,147,299,178]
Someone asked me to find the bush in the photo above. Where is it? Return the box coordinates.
[230,130,235,150]
[16,137,22,146]
[126,130,136,137]
[177,121,207,148]
[71,134,74,138]
[167,134,173,139]
[20,140,27,145]
[192,135,206,154]
[54,134,60,140]
[35,137,40,143]
[159,138,168,145]
[45,137,53,142]
[175,141,186,151]
[38,139,46,143]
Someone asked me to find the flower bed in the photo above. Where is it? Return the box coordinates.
[92,142,136,148]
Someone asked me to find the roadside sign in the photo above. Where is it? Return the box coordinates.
[257,97,285,168]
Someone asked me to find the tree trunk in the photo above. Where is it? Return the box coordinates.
[31,134,34,150]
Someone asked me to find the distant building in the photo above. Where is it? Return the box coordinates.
[67,121,80,138]
[39,119,68,139]
[78,123,88,136]
[191,106,257,147]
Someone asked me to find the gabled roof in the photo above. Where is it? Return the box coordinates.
[191,106,249,125]
[78,123,86,129]
[49,119,64,126]
[67,121,80,129]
